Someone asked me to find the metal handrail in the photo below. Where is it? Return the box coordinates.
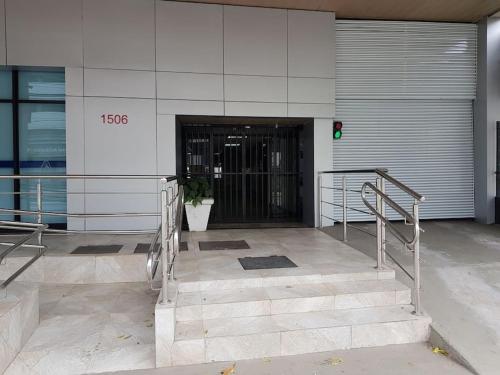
[374,169,424,202]
[0,221,48,292]
[361,182,419,247]
[0,174,177,180]
[362,173,424,315]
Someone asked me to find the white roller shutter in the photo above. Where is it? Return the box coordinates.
[333,20,476,221]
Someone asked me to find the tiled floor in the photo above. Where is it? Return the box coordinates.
[5,283,159,375]
[175,228,386,285]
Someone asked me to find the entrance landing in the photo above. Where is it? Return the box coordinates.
[176,228,394,290]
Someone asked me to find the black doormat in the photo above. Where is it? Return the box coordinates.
[238,255,297,270]
[71,245,123,255]
[134,242,188,253]
[199,240,250,251]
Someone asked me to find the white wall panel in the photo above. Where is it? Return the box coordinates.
[157,72,223,101]
[157,100,224,116]
[224,6,287,76]
[288,78,334,104]
[288,10,335,78]
[225,75,287,103]
[225,102,287,117]
[65,68,84,97]
[156,115,176,175]
[84,97,157,175]
[156,1,223,74]
[66,96,85,230]
[85,193,158,230]
[83,0,155,70]
[6,0,83,66]
[0,0,5,65]
[84,69,155,98]
[336,20,477,99]
[314,118,334,226]
[288,103,334,118]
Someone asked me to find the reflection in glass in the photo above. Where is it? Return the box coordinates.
[19,103,66,223]
[0,70,12,100]
[18,71,65,100]
[0,104,14,221]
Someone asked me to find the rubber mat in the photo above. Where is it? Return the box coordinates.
[71,245,122,254]
[199,240,250,251]
[238,255,297,270]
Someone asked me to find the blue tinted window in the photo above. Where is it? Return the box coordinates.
[0,104,14,221]
[18,71,65,100]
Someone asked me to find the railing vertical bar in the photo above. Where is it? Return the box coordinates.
[413,201,422,315]
[318,174,323,228]
[36,179,43,248]
[342,176,347,242]
[160,180,169,304]
[380,178,386,265]
[375,177,383,270]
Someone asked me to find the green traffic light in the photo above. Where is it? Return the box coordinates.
[334,130,342,139]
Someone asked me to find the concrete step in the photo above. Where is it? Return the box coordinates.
[176,267,395,292]
[175,279,411,321]
[170,305,431,365]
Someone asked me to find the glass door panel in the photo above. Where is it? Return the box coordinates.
[19,103,66,223]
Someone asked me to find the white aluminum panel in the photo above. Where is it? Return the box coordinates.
[0,0,5,65]
[336,20,477,99]
[225,102,286,117]
[156,1,223,73]
[224,6,287,76]
[224,75,287,103]
[6,0,83,66]
[156,115,176,175]
[157,100,224,116]
[332,100,474,220]
[288,78,334,104]
[288,10,335,78]
[66,97,85,193]
[83,0,155,70]
[65,68,84,97]
[85,193,158,230]
[84,97,157,176]
[288,103,334,118]
[84,69,155,98]
[157,72,223,101]
[315,118,334,226]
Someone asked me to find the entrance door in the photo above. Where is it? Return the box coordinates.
[182,124,301,226]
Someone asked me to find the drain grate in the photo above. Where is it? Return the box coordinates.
[199,240,250,251]
[238,255,297,270]
[71,245,123,255]
[134,242,188,253]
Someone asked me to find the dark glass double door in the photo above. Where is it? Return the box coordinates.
[182,124,301,225]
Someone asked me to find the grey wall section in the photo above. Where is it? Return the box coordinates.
[334,20,477,222]
[0,0,335,229]
[474,18,500,224]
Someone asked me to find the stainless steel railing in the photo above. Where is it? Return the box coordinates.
[0,221,48,295]
[146,178,184,304]
[0,174,180,300]
[318,168,425,315]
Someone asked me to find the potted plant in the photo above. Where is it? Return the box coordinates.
[181,177,214,232]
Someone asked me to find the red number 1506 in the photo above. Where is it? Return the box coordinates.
[101,114,128,125]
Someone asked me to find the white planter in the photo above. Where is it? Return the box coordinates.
[185,198,214,232]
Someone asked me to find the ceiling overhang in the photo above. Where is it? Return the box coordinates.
[175,0,500,22]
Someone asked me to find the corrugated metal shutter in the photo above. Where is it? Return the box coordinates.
[332,20,476,221]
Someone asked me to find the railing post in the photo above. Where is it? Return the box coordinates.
[342,175,347,241]
[375,177,383,270]
[318,174,323,228]
[413,201,422,315]
[160,179,169,304]
[36,179,43,249]
[380,178,386,264]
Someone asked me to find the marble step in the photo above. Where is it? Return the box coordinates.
[175,279,411,321]
[170,305,431,365]
[177,267,395,292]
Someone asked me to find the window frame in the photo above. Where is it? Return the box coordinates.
[0,69,66,227]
